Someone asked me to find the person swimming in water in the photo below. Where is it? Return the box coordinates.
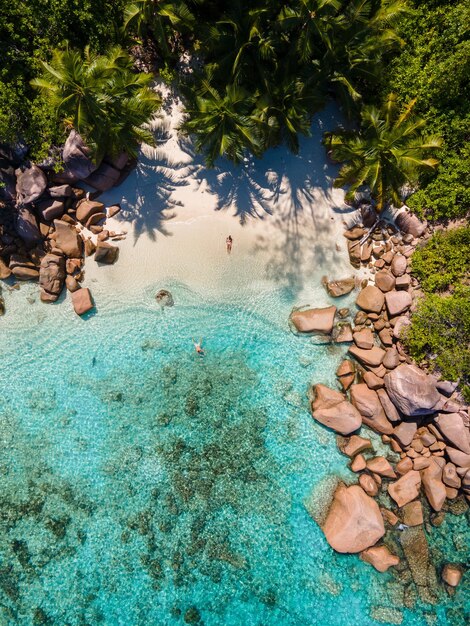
[226,235,233,254]
[192,337,205,356]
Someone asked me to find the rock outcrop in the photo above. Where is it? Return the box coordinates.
[55,130,99,183]
[71,287,94,316]
[360,545,400,572]
[156,289,174,307]
[15,164,47,204]
[442,564,463,587]
[291,306,336,334]
[435,413,470,454]
[388,471,421,507]
[311,384,362,435]
[53,220,83,258]
[95,242,119,264]
[356,286,384,314]
[350,384,393,434]
[384,365,441,417]
[322,484,385,553]
[396,211,426,238]
[39,253,65,302]
[323,277,355,298]
[15,206,42,245]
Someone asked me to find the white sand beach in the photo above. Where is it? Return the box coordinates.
[84,88,358,309]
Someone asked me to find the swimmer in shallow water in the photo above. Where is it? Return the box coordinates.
[192,337,205,356]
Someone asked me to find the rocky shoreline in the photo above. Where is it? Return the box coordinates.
[0,131,130,316]
[294,206,468,605]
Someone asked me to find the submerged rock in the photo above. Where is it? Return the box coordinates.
[322,483,385,553]
[360,545,400,572]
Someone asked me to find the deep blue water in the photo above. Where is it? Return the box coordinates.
[0,280,468,626]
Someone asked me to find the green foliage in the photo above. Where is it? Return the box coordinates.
[411,227,470,293]
[324,94,442,211]
[31,46,161,161]
[405,289,470,400]
[406,227,470,399]
[407,144,470,220]
[379,0,470,220]
[181,82,260,166]
[0,0,125,161]
[123,0,196,61]
[178,0,408,164]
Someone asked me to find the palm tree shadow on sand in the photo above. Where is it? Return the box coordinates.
[192,103,355,299]
[100,117,190,242]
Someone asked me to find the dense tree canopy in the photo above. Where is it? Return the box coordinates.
[31,46,161,160]
[0,0,468,224]
[0,0,126,160]
[406,227,470,400]
[378,0,470,220]
[324,94,442,211]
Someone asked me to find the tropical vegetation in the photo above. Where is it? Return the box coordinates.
[379,0,469,220]
[0,0,126,161]
[324,94,442,211]
[0,0,468,222]
[31,46,161,161]
[405,227,470,400]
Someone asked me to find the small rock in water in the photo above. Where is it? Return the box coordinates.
[155,289,174,307]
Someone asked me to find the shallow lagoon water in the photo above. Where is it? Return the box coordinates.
[1,278,468,626]
[0,102,468,625]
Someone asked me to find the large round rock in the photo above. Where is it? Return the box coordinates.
[322,484,385,553]
[384,364,441,417]
[291,306,336,334]
[356,285,385,314]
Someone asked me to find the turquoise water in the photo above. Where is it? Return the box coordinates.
[0,279,468,626]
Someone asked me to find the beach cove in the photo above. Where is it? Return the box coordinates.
[0,95,468,626]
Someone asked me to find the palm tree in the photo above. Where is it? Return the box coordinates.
[276,0,341,63]
[31,46,161,161]
[325,93,442,211]
[123,0,195,61]
[204,1,277,91]
[181,81,260,166]
[321,0,409,114]
[254,63,325,153]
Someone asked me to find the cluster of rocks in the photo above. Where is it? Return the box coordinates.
[0,132,131,315]
[302,208,468,592]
